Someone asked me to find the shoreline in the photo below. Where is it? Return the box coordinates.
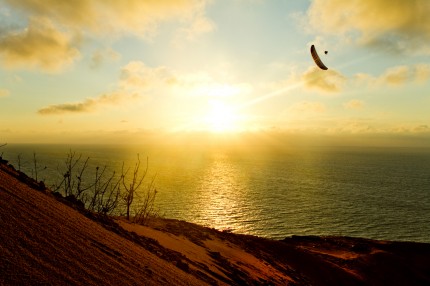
[1,157,430,285]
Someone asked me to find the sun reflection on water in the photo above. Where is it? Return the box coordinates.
[193,153,251,233]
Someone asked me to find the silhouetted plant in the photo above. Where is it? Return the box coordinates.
[122,155,143,220]
[87,166,121,216]
[119,155,159,224]
[99,180,121,216]
[0,142,6,158]
[17,153,22,171]
[54,151,91,198]
[32,152,46,182]
[121,154,154,221]
[132,174,158,225]
[7,147,158,220]
[53,150,125,216]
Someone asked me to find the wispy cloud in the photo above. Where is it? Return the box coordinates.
[391,124,430,134]
[306,0,430,54]
[0,89,10,97]
[343,99,364,110]
[90,48,121,69]
[38,92,137,115]
[302,67,346,93]
[413,125,429,132]
[415,64,430,82]
[380,66,410,86]
[383,64,430,85]
[1,0,213,72]
[120,61,251,97]
[174,12,216,43]
[0,17,79,72]
[353,64,430,87]
[5,0,213,37]
[119,61,177,91]
[38,61,173,115]
[289,101,326,114]
[38,61,250,115]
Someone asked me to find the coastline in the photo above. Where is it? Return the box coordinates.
[1,159,430,285]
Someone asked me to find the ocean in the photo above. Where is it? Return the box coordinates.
[2,143,430,243]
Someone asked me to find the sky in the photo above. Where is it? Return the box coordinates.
[1,0,430,146]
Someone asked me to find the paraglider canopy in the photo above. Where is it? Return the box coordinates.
[310,45,328,70]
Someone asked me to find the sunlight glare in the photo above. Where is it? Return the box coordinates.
[206,100,239,132]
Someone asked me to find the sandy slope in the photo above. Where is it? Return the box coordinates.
[1,160,430,285]
[0,162,201,285]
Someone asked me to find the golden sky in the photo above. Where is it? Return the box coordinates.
[0,0,429,145]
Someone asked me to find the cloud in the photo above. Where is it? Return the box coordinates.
[5,0,213,37]
[343,99,364,110]
[7,75,23,83]
[0,89,10,97]
[119,61,177,91]
[38,60,249,115]
[353,64,430,87]
[0,17,79,72]
[1,1,213,71]
[390,124,430,134]
[414,64,430,83]
[90,48,121,69]
[413,125,429,132]
[38,101,93,115]
[325,120,376,134]
[380,66,410,86]
[307,0,430,54]
[38,92,137,115]
[175,12,216,42]
[302,67,346,93]
[289,101,326,114]
[119,61,251,97]
[384,64,430,84]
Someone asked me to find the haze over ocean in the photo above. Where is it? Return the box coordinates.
[3,143,430,243]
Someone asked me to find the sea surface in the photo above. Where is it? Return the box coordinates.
[2,143,430,242]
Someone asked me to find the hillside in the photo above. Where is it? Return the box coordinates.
[1,159,430,285]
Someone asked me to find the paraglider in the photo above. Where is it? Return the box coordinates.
[310,45,328,70]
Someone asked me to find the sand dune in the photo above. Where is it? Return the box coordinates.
[0,161,201,285]
[1,159,430,285]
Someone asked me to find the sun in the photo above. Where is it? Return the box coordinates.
[206,100,240,133]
